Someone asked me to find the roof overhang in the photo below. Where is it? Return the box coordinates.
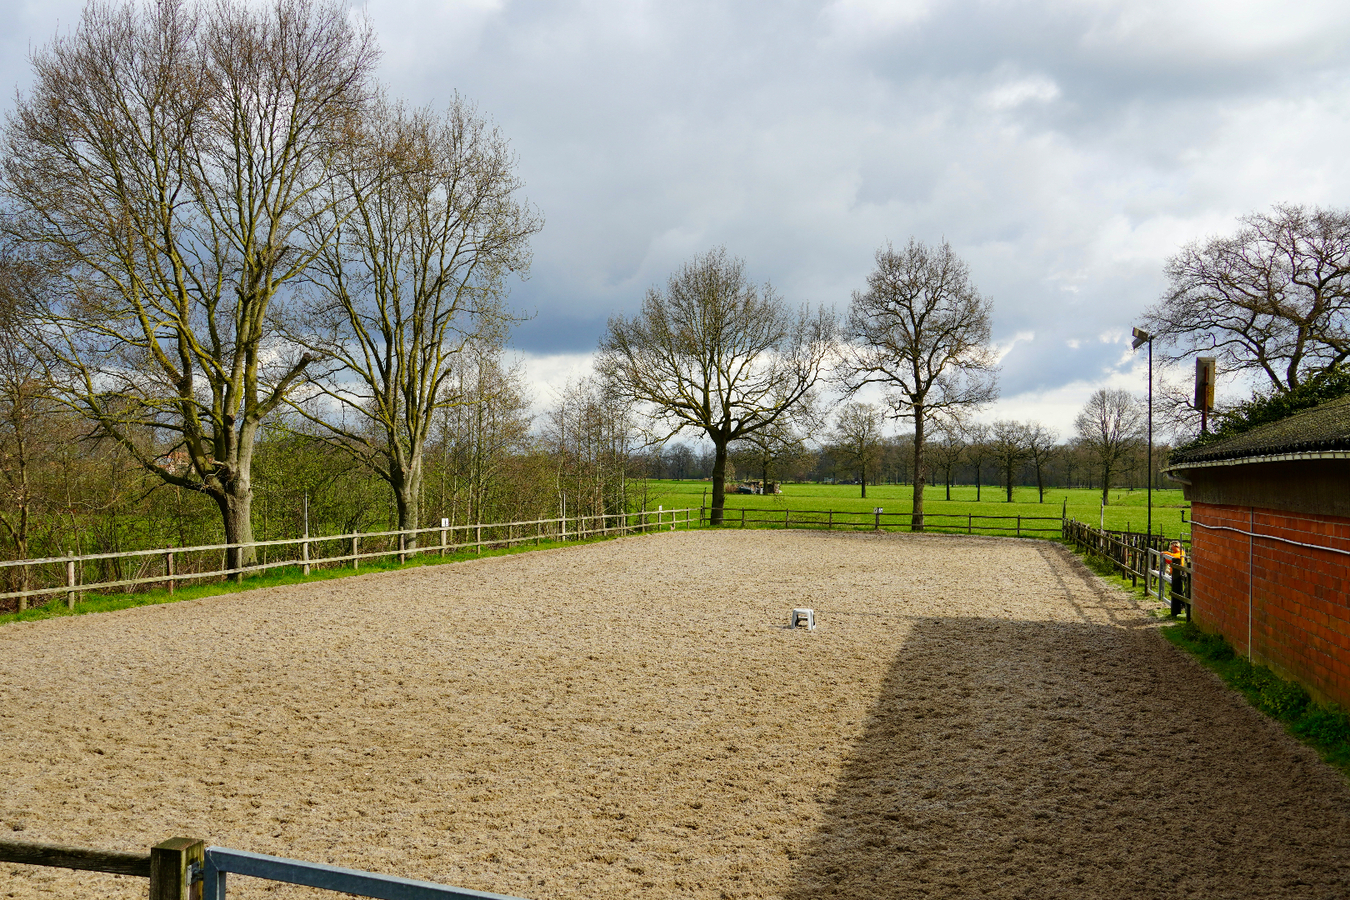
[1164,449,1350,473]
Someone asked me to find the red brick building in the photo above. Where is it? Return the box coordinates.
[1166,395,1350,708]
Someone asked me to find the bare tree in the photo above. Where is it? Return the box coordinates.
[964,423,992,502]
[1,0,378,568]
[838,239,998,530]
[1074,388,1144,505]
[597,248,834,525]
[926,418,967,501]
[989,420,1032,502]
[1145,204,1350,394]
[828,402,886,498]
[1024,422,1059,503]
[290,94,540,539]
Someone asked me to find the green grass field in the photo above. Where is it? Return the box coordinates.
[643,481,1190,538]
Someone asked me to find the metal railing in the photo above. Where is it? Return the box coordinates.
[702,505,1064,537]
[0,837,529,900]
[0,507,695,611]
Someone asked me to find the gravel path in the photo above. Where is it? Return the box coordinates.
[1,530,1347,899]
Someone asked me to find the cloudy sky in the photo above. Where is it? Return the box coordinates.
[5,0,1350,436]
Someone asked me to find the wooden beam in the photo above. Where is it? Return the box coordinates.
[0,838,152,878]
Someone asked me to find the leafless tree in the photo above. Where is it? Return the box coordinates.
[1024,422,1059,503]
[926,418,967,501]
[828,402,886,498]
[1145,204,1350,394]
[1074,388,1144,505]
[838,239,998,530]
[290,94,540,540]
[964,422,992,502]
[597,248,834,525]
[989,420,1032,502]
[1,0,378,568]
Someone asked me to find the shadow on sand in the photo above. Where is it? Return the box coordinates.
[783,615,1350,900]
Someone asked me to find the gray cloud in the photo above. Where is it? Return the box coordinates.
[4,0,1349,430]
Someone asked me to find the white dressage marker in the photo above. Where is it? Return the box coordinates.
[791,608,815,630]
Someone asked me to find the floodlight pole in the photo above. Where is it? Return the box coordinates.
[1132,327,1154,540]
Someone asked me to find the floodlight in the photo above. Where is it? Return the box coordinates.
[1131,326,1153,350]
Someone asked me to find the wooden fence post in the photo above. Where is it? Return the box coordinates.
[65,554,77,610]
[351,535,359,570]
[398,533,407,565]
[149,837,204,900]
[476,523,482,554]
[165,549,175,595]
[441,526,448,556]
[302,537,311,576]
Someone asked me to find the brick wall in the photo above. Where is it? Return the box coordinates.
[1192,503,1350,708]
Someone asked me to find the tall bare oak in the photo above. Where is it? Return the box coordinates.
[839,240,998,530]
[291,95,540,539]
[1,0,378,567]
[598,248,834,525]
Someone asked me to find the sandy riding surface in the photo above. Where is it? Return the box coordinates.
[1,530,1348,899]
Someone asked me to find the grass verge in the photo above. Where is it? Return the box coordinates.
[1161,621,1350,779]
[0,532,639,627]
[1070,541,1350,780]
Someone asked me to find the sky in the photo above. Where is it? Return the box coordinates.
[4,0,1350,439]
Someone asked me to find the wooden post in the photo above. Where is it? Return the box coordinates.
[65,554,77,610]
[874,509,881,531]
[302,538,310,576]
[149,837,204,900]
[398,532,407,565]
[742,508,747,528]
[165,549,175,595]
[476,523,482,554]
[967,514,972,534]
[828,510,833,530]
[785,509,789,529]
[1017,515,1021,537]
[351,535,359,570]
[441,526,448,556]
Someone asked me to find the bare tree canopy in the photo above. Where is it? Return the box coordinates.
[1024,421,1058,503]
[989,419,1032,502]
[1,0,378,566]
[1074,388,1143,505]
[828,401,885,499]
[1145,204,1350,394]
[838,239,998,529]
[290,94,541,539]
[597,247,835,525]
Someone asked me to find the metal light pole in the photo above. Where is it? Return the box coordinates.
[1132,327,1154,540]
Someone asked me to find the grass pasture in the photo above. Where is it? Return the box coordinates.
[2,529,1345,900]
[644,481,1190,537]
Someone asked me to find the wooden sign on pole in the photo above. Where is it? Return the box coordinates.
[1195,357,1216,432]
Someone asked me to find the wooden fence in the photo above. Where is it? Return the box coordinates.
[1063,518,1192,617]
[702,506,1064,538]
[0,507,695,612]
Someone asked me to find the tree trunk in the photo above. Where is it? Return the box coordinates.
[216,488,255,575]
[710,441,728,525]
[1101,463,1111,505]
[975,462,982,501]
[911,409,925,532]
[860,468,867,499]
[1005,465,1014,502]
[1036,465,1045,502]
[392,455,424,549]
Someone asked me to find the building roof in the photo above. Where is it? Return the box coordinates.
[1167,394,1350,468]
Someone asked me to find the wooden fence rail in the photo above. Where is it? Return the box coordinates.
[702,506,1064,537]
[1062,518,1192,617]
[0,507,695,611]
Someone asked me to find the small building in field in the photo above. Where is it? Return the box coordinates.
[1165,395,1350,708]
